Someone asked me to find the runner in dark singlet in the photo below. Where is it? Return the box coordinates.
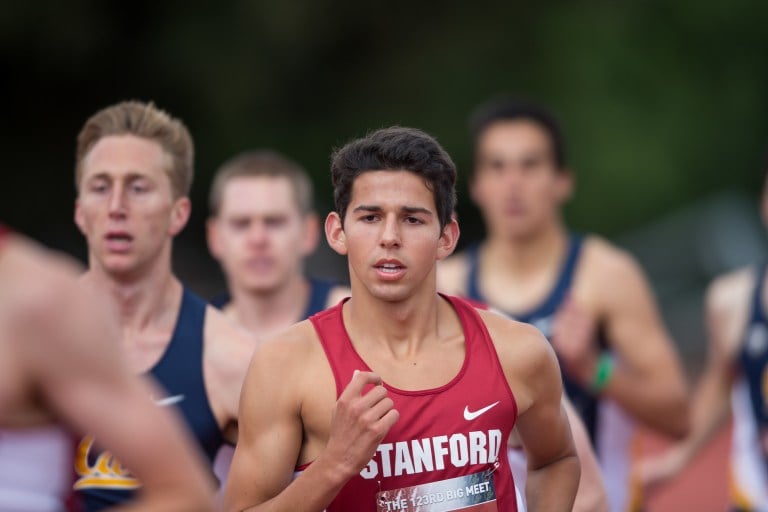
[70,101,253,509]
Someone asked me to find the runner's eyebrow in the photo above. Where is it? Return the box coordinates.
[351,205,433,216]
[352,205,382,213]
[401,207,432,216]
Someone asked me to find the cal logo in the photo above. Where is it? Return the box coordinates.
[73,435,141,490]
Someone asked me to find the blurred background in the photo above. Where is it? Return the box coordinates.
[2,2,768,507]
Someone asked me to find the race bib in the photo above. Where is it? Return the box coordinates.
[376,471,497,512]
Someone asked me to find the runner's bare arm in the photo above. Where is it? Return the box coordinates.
[486,313,580,511]
[14,243,214,512]
[556,242,689,437]
[635,270,748,486]
[224,329,398,511]
[204,306,260,444]
[598,249,688,437]
[564,397,608,512]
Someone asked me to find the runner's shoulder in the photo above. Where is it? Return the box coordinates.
[254,319,324,374]
[478,308,554,366]
[1,236,83,322]
[579,234,643,280]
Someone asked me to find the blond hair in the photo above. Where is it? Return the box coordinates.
[75,101,194,198]
[209,150,314,216]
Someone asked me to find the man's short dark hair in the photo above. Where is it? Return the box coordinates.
[331,126,457,229]
[469,97,567,170]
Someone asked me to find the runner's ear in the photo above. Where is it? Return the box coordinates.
[436,216,460,261]
[325,212,347,256]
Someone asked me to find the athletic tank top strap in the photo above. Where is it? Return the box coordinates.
[309,298,353,397]
[209,291,231,310]
[465,234,584,322]
[151,287,223,462]
[303,278,335,318]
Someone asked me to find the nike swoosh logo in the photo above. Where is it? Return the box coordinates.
[152,394,185,407]
[463,401,500,421]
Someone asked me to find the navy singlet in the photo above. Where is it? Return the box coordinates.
[76,287,222,511]
[465,234,603,440]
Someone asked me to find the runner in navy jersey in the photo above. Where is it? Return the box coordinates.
[637,156,768,510]
[438,98,689,511]
[225,127,579,511]
[206,150,349,494]
[0,226,213,511]
[70,101,253,510]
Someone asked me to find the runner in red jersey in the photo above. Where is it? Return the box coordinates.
[225,127,579,511]
[309,295,518,511]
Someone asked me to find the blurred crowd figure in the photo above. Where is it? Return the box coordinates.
[636,163,768,510]
[0,228,214,511]
[2,95,767,512]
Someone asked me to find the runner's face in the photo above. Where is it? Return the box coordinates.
[471,120,571,240]
[75,135,189,276]
[327,170,458,303]
[208,176,316,294]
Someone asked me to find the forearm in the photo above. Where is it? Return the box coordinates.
[228,455,349,512]
[525,454,580,512]
[567,406,608,512]
[599,364,689,438]
[673,369,731,463]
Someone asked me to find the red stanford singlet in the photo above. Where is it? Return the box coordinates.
[309,294,519,512]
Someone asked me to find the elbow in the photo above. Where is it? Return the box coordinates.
[669,401,691,440]
[661,393,691,440]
